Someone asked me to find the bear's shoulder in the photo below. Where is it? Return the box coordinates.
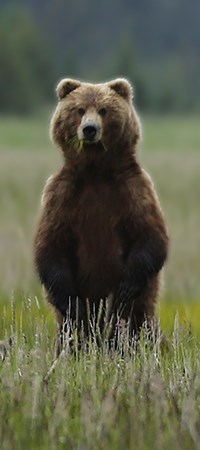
[41,174,55,207]
[41,168,70,208]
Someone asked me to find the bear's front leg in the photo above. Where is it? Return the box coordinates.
[35,248,78,316]
[115,233,168,327]
[36,250,86,355]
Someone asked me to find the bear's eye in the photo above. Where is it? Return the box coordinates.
[98,108,107,117]
[78,107,85,116]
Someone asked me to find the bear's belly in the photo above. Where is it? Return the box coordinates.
[73,183,125,301]
[77,227,123,301]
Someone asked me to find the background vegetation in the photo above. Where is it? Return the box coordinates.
[0,1,200,449]
[0,0,200,113]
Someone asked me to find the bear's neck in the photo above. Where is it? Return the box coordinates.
[64,145,141,181]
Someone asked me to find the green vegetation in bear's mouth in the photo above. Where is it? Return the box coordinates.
[68,135,83,153]
[68,136,108,154]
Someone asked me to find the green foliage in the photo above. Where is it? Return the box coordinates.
[0,7,54,114]
[0,1,200,113]
[0,295,200,450]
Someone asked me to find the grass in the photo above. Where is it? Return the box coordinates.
[0,113,200,449]
[142,115,200,152]
[1,299,200,450]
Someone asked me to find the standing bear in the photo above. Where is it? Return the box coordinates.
[34,78,169,347]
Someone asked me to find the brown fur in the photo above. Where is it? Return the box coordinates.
[34,78,169,346]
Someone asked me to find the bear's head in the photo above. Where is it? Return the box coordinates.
[50,78,141,159]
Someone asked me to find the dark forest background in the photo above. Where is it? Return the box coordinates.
[0,0,199,114]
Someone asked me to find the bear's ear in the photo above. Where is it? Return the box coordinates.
[108,78,133,102]
[56,78,81,100]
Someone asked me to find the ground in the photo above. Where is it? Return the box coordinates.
[0,114,200,450]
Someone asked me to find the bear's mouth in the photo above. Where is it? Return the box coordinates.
[81,139,108,153]
[82,137,99,145]
[68,135,107,153]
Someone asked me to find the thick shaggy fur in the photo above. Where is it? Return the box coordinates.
[34,78,169,343]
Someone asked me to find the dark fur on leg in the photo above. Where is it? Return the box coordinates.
[116,233,168,311]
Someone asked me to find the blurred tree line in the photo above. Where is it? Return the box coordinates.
[0,0,199,114]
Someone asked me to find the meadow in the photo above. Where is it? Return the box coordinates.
[0,114,200,449]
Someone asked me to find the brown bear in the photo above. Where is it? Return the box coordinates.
[34,77,169,348]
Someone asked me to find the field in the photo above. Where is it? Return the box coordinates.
[0,114,200,449]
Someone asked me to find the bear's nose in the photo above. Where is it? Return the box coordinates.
[82,123,98,140]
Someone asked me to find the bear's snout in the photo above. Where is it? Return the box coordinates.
[78,110,102,144]
[82,121,99,141]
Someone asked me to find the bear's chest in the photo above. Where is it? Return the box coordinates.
[71,181,128,297]
[73,182,124,245]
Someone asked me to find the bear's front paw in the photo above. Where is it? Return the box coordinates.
[117,279,145,309]
[53,293,79,316]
